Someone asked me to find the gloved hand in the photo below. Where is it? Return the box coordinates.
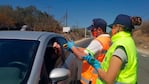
[65,41,75,51]
[82,55,100,71]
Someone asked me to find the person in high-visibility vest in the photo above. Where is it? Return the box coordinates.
[65,18,111,84]
[81,18,111,84]
[66,14,142,84]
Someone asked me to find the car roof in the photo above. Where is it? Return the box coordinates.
[0,31,61,40]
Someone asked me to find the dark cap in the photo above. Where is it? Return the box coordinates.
[109,14,134,29]
[87,25,94,30]
[87,18,107,32]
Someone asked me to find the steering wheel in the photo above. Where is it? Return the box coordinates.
[7,61,27,70]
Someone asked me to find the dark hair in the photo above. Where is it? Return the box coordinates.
[131,16,142,26]
[125,16,142,32]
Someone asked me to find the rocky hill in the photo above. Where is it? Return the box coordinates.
[133,21,149,55]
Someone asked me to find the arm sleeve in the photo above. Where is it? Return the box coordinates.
[113,47,128,63]
[84,40,103,55]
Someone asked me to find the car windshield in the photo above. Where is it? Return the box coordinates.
[0,39,39,84]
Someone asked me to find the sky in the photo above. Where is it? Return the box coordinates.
[0,0,149,31]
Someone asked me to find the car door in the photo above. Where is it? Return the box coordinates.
[39,36,81,84]
[39,37,69,84]
[52,37,81,84]
[54,37,82,84]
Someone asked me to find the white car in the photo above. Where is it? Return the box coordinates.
[0,31,81,84]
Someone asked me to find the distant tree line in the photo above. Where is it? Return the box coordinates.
[0,5,92,40]
[0,5,61,32]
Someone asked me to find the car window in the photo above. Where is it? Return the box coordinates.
[55,37,70,57]
[0,39,39,84]
[43,37,67,68]
[51,37,71,67]
[39,37,67,84]
[39,37,71,84]
[39,46,56,84]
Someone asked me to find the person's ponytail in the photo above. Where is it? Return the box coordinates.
[131,16,142,26]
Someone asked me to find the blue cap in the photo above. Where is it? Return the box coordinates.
[87,25,94,30]
[87,18,107,32]
[109,14,134,29]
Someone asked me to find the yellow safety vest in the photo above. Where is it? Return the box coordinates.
[97,31,138,84]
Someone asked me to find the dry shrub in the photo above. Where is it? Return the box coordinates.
[139,20,149,34]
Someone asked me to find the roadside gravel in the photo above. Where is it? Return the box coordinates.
[137,48,149,56]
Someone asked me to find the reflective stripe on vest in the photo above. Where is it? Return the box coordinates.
[81,34,111,84]
[97,32,138,84]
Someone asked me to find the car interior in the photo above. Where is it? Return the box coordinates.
[0,39,39,84]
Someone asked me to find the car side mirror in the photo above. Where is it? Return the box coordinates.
[49,68,70,84]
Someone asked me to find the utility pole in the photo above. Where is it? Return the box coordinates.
[65,9,68,27]
[85,27,87,38]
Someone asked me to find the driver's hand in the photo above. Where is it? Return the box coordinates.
[53,42,62,56]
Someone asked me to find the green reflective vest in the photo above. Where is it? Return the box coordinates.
[96,31,138,84]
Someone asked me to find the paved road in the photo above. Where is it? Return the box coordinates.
[138,52,149,84]
[75,38,149,83]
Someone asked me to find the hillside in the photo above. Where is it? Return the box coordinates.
[133,21,149,55]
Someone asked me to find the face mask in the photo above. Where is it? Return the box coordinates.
[91,31,97,37]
